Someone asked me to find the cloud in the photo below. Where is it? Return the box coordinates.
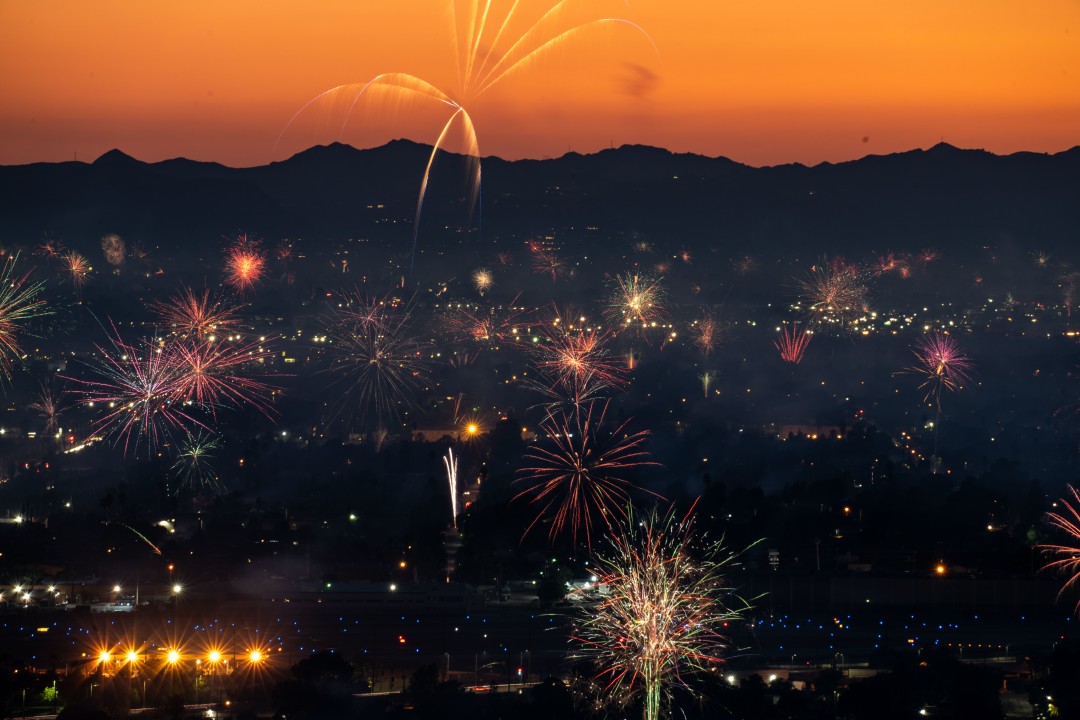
[620,63,659,100]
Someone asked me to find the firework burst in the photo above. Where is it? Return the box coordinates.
[70,327,203,456]
[515,399,659,547]
[908,332,974,408]
[532,249,566,283]
[59,251,92,291]
[0,253,52,381]
[172,430,222,494]
[445,299,528,345]
[152,286,243,338]
[531,315,626,408]
[1040,485,1080,614]
[606,272,667,331]
[775,324,812,364]
[692,314,724,357]
[572,505,751,720]
[797,258,870,332]
[224,235,267,294]
[472,268,493,295]
[29,382,68,434]
[323,294,430,430]
[35,238,66,260]
[101,234,126,266]
[172,336,279,419]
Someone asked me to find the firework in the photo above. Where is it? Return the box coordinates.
[35,238,66,260]
[69,326,203,456]
[446,298,528,346]
[172,430,222,494]
[775,324,812,364]
[224,235,267,294]
[323,294,430,430]
[797,258,870,332]
[532,249,566,283]
[1062,272,1080,317]
[472,268,493,295]
[572,505,750,720]
[29,382,68,434]
[908,332,974,408]
[875,251,910,277]
[60,251,92,291]
[532,319,626,408]
[1040,485,1080,614]
[679,249,692,264]
[515,399,658,547]
[102,520,163,556]
[699,371,713,398]
[0,253,52,381]
[101,234,126,266]
[129,241,150,265]
[172,336,279,419]
[606,272,667,331]
[280,1,654,276]
[916,248,941,265]
[693,314,723,357]
[152,286,242,338]
[443,448,459,529]
[1032,251,1052,269]
[732,255,758,275]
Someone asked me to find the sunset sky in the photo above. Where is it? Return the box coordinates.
[1,0,1077,167]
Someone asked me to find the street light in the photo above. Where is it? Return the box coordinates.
[248,649,263,664]
[166,649,181,665]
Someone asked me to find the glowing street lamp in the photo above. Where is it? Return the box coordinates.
[248,649,263,664]
[126,650,139,664]
[166,649,181,665]
[208,650,222,664]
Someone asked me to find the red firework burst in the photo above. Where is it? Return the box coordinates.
[515,400,660,547]
[1040,485,1080,614]
[172,336,279,419]
[224,235,267,294]
[152,286,242,338]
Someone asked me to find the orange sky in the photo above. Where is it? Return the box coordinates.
[1,0,1077,167]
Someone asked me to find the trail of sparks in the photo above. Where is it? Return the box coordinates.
[775,324,812,364]
[103,521,163,556]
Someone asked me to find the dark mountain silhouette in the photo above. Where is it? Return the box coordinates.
[1,139,1077,262]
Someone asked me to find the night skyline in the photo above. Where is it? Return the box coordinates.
[2,3,1080,720]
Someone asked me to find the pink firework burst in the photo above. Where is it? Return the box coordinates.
[68,326,204,456]
[909,332,974,406]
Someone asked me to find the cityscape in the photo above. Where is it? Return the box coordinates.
[1,1,1079,719]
